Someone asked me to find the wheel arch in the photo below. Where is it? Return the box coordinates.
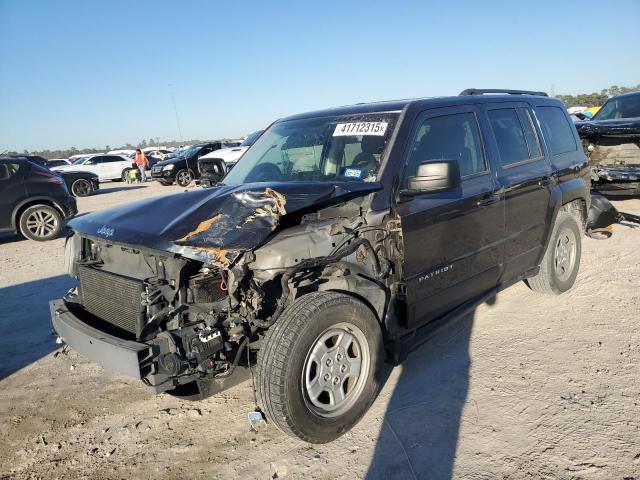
[542,179,590,253]
[315,274,389,330]
[12,197,65,232]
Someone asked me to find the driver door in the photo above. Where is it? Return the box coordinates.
[395,106,505,327]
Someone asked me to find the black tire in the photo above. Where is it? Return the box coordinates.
[71,178,93,197]
[120,169,132,182]
[175,169,193,187]
[256,291,384,443]
[18,204,63,241]
[526,210,582,294]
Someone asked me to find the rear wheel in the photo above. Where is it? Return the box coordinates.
[175,169,193,187]
[71,178,93,197]
[526,210,582,294]
[256,291,384,443]
[19,204,63,241]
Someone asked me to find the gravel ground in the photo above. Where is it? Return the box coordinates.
[1,182,639,480]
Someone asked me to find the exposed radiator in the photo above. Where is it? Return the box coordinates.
[79,265,145,337]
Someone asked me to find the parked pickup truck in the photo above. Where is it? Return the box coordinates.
[576,91,640,195]
[51,89,590,443]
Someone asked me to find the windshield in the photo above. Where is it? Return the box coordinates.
[594,94,640,120]
[240,130,264,147]
[223,113,399,186]
[174,145,201,159]
[74,158,90,165]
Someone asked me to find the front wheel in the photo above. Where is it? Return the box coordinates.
[175,169,193,187]
[526,210,582,294]
[19,204,63,241]
[256,292,384,443]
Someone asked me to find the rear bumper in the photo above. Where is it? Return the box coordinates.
[50,299,151,379]
[62,196,78,219]
[592,165,640,195]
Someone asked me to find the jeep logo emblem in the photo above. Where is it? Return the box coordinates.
[97,225,115,238]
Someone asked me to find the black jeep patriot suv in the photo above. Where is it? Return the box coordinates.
[51,89,590,443]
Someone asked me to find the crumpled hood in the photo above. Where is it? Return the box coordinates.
[68,181,381,265]
[576,118,640,139]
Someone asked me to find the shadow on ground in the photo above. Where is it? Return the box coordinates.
[93,185,146,195]
[0,232,25,245]
[366,298,493,479]
[0,275,76,380]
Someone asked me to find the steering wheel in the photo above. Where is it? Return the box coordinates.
[246,163,283,182]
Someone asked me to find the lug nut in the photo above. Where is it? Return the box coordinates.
[336,353,343,361]
[340,364,347,373]
[333,376,340,385]
[323,373,330,381]
[326,359,333,366]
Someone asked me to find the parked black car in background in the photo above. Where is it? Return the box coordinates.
[151,142,236,186]
[576,91,640,195]
[7,155,100,197]
[0,157,77,241]
[60,170,100,197]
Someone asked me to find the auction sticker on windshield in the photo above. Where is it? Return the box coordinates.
[333,122,388,136]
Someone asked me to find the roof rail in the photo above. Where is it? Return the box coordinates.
[459,88,548,97]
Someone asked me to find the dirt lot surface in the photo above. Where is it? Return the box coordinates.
[1,182,639,480]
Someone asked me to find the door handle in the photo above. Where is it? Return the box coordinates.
[477,193,500,207]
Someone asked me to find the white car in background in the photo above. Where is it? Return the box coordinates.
[52,154,134,182]
[198,130,263,168]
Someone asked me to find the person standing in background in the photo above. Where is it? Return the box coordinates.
[134,149,149,182]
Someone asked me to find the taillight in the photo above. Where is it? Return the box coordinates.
[34,169,64,184]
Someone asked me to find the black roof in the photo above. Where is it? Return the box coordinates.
[607,90,640,99]
[279,92,558,122]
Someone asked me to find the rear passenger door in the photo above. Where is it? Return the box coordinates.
[481,103,554,280]
[396,106,505,327]
[103,156,128,179]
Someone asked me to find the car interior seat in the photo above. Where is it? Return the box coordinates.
[352,136,385,172]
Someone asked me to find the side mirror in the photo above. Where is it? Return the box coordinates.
[401,160,461,196]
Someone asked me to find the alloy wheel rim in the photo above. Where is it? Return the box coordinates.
[302,322,370,418]
[554,227,577,281]
[178,171,192,185]
[26,209,58,238]
[73,179,90,196]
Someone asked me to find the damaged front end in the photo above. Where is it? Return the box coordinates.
[51,182,394,398]
[577,120,640,195]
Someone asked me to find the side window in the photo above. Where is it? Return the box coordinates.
[406,112,486,178]
[517,108,543,159]
[89,157,103,164]
[487,108,531,165]
[107,156,124,163]
[0,162,19,180]
[535,106,577,155]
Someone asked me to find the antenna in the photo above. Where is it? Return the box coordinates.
[168,84,183,141]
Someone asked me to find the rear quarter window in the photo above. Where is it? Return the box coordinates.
[0,162,20,180]
[535,106,577,155]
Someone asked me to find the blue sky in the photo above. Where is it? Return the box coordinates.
[1,0,638,152]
